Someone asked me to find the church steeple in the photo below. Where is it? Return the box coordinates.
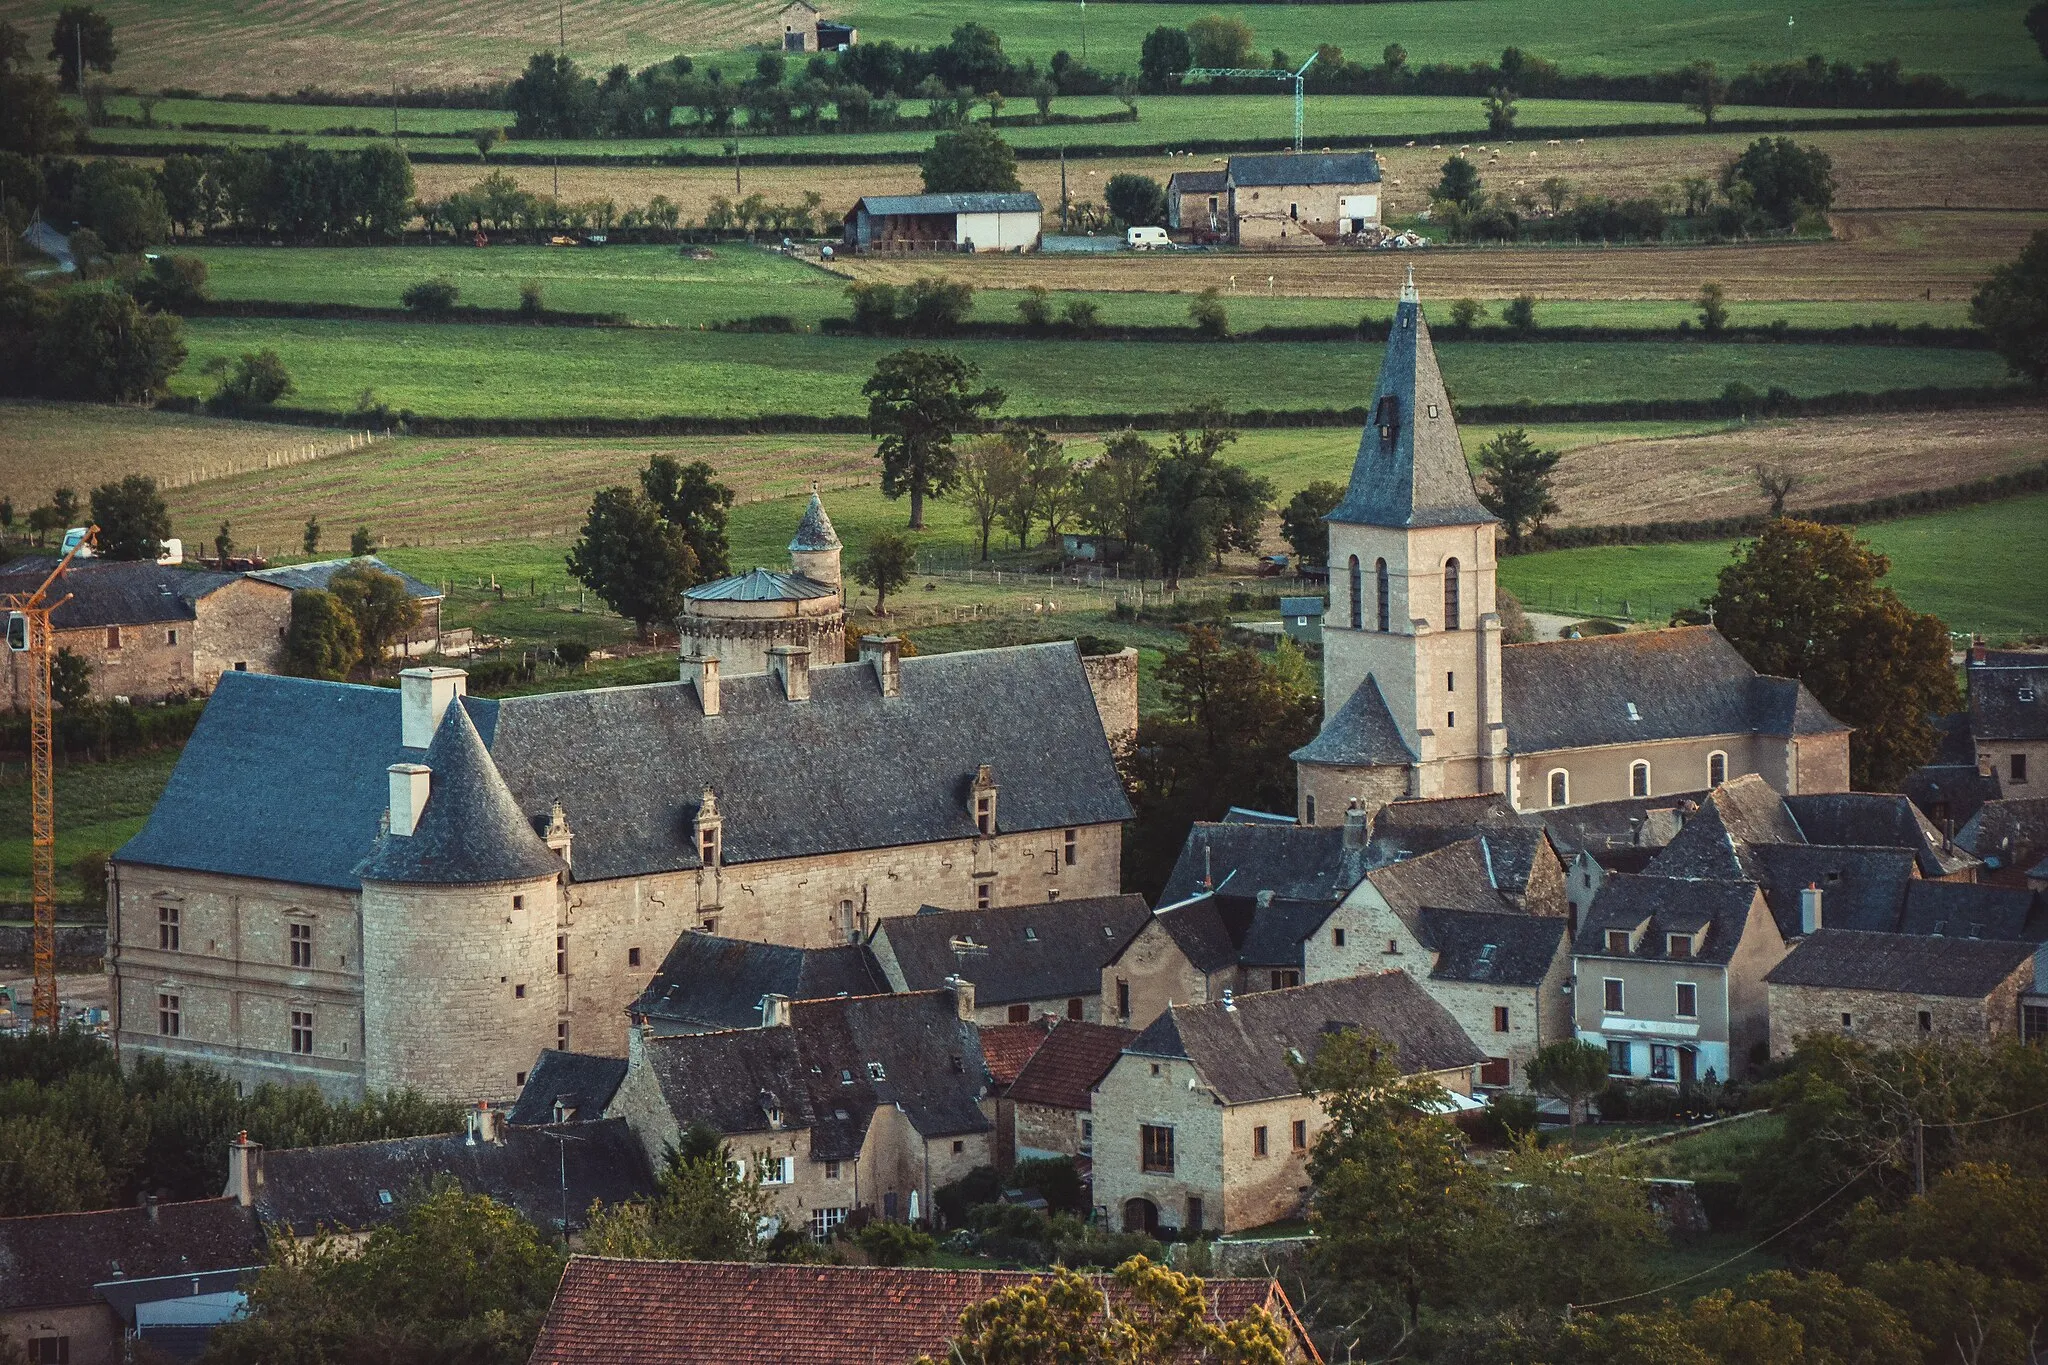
[1327,268,1496,531]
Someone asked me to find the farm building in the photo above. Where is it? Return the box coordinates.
[1280,595,1326,645]
[1166,168,1228,237]
[1226,152,1383,246]
[842,193,1043,254]
[778,0,856,51]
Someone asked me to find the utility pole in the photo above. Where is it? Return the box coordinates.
[392,81,399,140]
[1912,1117,1925,1196]
[553,0,566,203]
[1079,0,1087,64]
[1060,146,1068,232]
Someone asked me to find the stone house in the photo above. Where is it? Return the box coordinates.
[249,555,446,657]
[1294,279,1848,823]
[526,1257,1322,1364]
[870,894,1151,1025]
[1102,891,1337,1033]
[0,558,291,704]
[109,616,1131,1102]
[1166,167,1229,237]
[1962,648,2047,795]
[1225,151,1383,246]
[508,1048,629,1125]
[0,1197,264,1365]
[1091,973,1481,1237]
[999,1018,1136,1162]
[627,930,886,1036]
[1572,873,1788,1084]
[1765,929,2040,1054]
[609,986,993,1236]
[1959,797,2048,887]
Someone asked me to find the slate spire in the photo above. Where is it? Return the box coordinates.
[1327,271,1497,529]
[357,700,562,885]
[788,489,841,553]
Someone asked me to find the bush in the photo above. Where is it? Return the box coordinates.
[1693,1175,1745,1231]
[401,277,459,314]
[1058,298,1100,332]
[553,640,592,668]
[1502,293,1537,329]
[1104,172,1167,228]
[936,1165,1003,1228]
[1475,1092,1543,1145]
[1188,286,1228,339]
[900,276,974,332]
[1017,286,1053,328]
[72,850,110,898]
[129,254,208,311]
[205,349,293,411]
[1075,634,1125,656]
[856,1220,936,1266]
[518,279,545,317]
[1011,1157,1087,1214]
[1449,297,1484,331]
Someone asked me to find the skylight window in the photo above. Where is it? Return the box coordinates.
[378,1190,393,1205]
[2021,688,2037,702]
[1477,944,1496,964]
[867,1061,887,1081]
[1625,702,1641,722]
[1024,927,1038,942]
[839,1069,854,1084]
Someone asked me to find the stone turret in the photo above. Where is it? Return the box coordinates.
[679,490,846,677]
[788,490,842,588]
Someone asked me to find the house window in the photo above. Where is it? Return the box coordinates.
[1386,938,1399,954]
[1375,559,1390,631]
[515,983,526,999]
[1116,979,1131,1019]
[512,894,524,911]
[1605,930,1631,954]
[1708,751,1728,787]
[557,1020,569,1051]
[1270,970,1300,990]
[826,1160,841,1179]
[1548,769,1569,808]
[2013,754,2030,784]
[763,1156,794,1185]
[1447,670,1455,693]
[1669,934,1695,959]
[1492,1006,1510,1033]
[106,625,121,650]
[517,1071,527,1086]
[1067,998,1083,1020]
[290,1010,314,1055]
[1631,761,1651,798]
[158,904,180,951]
[1918,1009,1933,1034]
[1254,1125,1269,1157]
[1332,927,1347,948]
[1082,1118,1094,1149]
[1676,982,1698,1018]
[1304,794,1317,824]
[1141,1124,1176,1173]
[1841,1012,1854,1030]
[1291,1119,1307,1151]
[700,827,719,865]
[1008,1003,1030,1023]
[1607,1039,1632,1075]
[1063,828,1078,866]
[976,882,992,911]
[867,1061,887,1081]
[167,628,179,645]
[1447,710,1455,729]
[810,1207,848,1241]
[1478,1057,1511,1088]
[976,794,994,836]
[628,946,641,967]
[158,993,181,1037]
[1602,978,1625,1013]
[290,921,312,967]
[1348,556,1362,630]
[1186,1195,1204,1231]
[1443,559,1461,629]
[2021,1003,2048,1043]
[557,935,566,975]
[1650,1044,1677,1081]
[28,1337,67,1365]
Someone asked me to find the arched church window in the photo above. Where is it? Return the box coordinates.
[1348,557,1363,630]
[1631,761,1652,798]
[1375,559,1389,631]
[1548,769,1569,807]
[1444,559,1461,630]
[1708,751,1728,788]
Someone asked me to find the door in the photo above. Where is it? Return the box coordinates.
[1678,1047,1698,1086]
[1122,1198,1160,1235]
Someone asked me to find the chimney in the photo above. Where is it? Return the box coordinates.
[1969,637,1986,664]
[768,645,810,702]
[225,1131,263,1208]
[1978,752,1994,778]
[387,763,431,837]
[480,1103,505,1144]
[1256,889,1274,910]
[1800,883,1823,935]
[1222,988,1236,1011]
[860,635,902,698]
[1342,801,1368,852]
[681,654,720,716]
[399,666,467,749]
[144,1193,159,1223]
[946,975,976,1021]
[760,992,791,1028]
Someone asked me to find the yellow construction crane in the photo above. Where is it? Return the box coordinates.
[5,527,94,1032]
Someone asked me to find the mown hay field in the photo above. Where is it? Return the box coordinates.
[0,400,360,507]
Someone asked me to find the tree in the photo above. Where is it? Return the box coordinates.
[213,521,233,563]
[0,23,75,156]
[402,277,459,314]
[303,516,320,555]
[1684,60,1727,127]
[1482,85,1517,134]
[0,1114,110,1214]
[1751,462,1802,515]
[1525,1039,1610,1138]
[329,563,425,664]
[37,289,185,403]
[205,1183,564,1365]
[1140,27,1192,89]
[1475,428,1561,552]
[1434,155,1482,208]
[920,126,1020,193]
[1188,286,1228,339]
[1136,409,1260,588]
[1697,280,1730,334]
[583,1122,769,1261]
[566,486,694,640]
[1077,430,1158,558]
[863,348,1006,530]
[2032,1,2048,60]
[280,589,361,681]
[1969,227,2048,385]
[206,349,293,410]
[957,434,1026,561]
[128,253,208,311]
[1502,293,1537,330]
[50,649,92,710]
[1467,1140,1663,1313]
[49,6,115,93]
[1105,173,1167,228]
[640,455,735,579]
[1383,42,1409,74]
[1722,137,1834,228]
[1448,297,1485,331]
[1710,519,1957,790]
[349,525,375,556]
[87,473,169,561]
[1187,14,1255,68]
[1002,429,1072,548]
[1279,480,1344,567]
[508,51,599,139]
[853,530,917,615]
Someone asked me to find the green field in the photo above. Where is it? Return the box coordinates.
[183,244,1975,330]
[1498,492,2048,640]
[169,317,2011,418]
[0,749,180,904]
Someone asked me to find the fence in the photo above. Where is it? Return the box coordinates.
[156,427,393,490]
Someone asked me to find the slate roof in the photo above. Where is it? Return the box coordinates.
[1140,893,1335,977]
[0,558,253,631]
[1418,907,1568,987]
[356,700,564,885]
[1371,793,1521,854]
[1292,674,1417,767]
[251,1119,654,1235]
[1326,290,1494,530]
[639,991,990,1161]
[631,932,888,1034]
[1903,764,2001,832]
[118,643,1130,890]
[1957,798,2048,872]
[851,192,1043,216]
[508,1050,631,1126]
[0,1198,262,1311]
[1502,629,1845,754]
[1279,595,1325,616]
[1531,794,1700,861]
[682,567,836,603]
[1005,1021,1138,1111]
[1368,833,1566,921]
[1748,843,1917,937]
[1785,792,1977,879]
[1765,928,2037,998]
[1967,653,2048,741]
[1644,776,1805,882]
[1895,880,2046,943]
[789,492,841,551]
[526,1258,1319,1365]
[1128,972,1482,1103]
[249,555,441,600]
[877,895,1151,1006]
[1159,822,1359,908]
[1228,151,1382,187]
[1574,874,1767,966]
[1167,168,1228,194]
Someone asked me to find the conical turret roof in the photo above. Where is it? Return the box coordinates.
[1327,273,1497,529]
[788,492,841,552]
[357,700,562,885]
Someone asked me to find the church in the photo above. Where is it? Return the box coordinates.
[1293,276,1851,823]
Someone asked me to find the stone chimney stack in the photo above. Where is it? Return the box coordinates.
[682,654,721,716]
[225,1131,263,1208]
[1342,801,1369,851]
[1800,883,1824,935]
[387,762,431,837]
[545,799,573,869]
[761,993,791,1027]
[947,975,976,1021]
[860,635,902,698]
[400,666,468,749]
[769,645,810,702]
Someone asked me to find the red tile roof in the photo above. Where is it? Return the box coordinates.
[976,1018,1052,1087]
[1005,1021,1138,1112]
[528,1257,1321,1364]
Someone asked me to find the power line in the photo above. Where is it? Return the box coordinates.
[1924,1094,2048,1130]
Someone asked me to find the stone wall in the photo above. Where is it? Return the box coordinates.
[1,1304,118,1365]
[9,620,194,706]
[1014,1100,1086,1160]
[1231,179,1378,245]
[0,922,103,969]
[678,607,846,681]
[1080,649,1139,749]
[1768,971,2028,1056]
[1219,1096,1319,1233]
[190,578,291,688]
[1296,761,1413,827]
[1090,1050,1224,1235]
[1102,919,1221,1033]
[1514,730,1848,813]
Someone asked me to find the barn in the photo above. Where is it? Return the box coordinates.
[842,192,1043,254]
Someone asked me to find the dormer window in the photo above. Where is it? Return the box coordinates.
[839,1069,854,1085]
[1605,929,1631,954]
[695,787,722,869]
[972,764,998,836]
[1023,927,1038,942]
[1666,933,1692,959]
[1477,943,1496,965]
[867,1061,887,1081]
[2019,687,2036,702]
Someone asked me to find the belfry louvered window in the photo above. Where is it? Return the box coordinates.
[1375,396,1400,449]
[1348,557,1362,630]
[1443,559,1461,630]
[1375,559,1390,631]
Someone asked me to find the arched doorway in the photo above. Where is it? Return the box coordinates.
[1122,1198,1160,1235]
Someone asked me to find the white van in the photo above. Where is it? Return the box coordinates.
[1126,226,1171,250]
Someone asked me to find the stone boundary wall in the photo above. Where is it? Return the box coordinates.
[0,923,105,969]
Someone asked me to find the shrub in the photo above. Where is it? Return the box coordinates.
[129,254,209,311]
[845,280,900,333]
[1017,285,1052,328]
[1502,293,1537,330]
[856,1220,936,1266]
[401,277,459,314]
[1448,297,1484,331]
[553,640,592,668]
[1058,298,1100,331]
[1188,286,1228,338]
[1075,634,1124,656]
[1693,1175,1744,1231]
[1011,1157,1087,1214]
[72,850,110,898]
[899,276,974,332]
[518,279,544,316]
[936,1166,1003,1227]
[1476,1092,1543,1145]
[206,349,294,411]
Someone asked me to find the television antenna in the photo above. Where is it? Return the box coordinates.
[1178,52,1316,152]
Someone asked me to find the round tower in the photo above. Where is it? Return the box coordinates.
[677,490,847,674]
[788,489,842,588]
